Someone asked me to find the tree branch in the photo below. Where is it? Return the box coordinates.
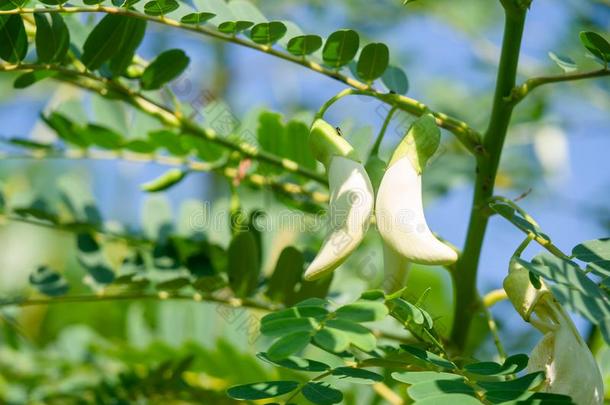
[0,148,329,204]
[509,68,610,104]
[0,62,327,184]
[0,6,484,155]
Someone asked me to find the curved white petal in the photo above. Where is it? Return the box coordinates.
[304,156,374,281]
[527,297,604,405]
[375,156,457,265]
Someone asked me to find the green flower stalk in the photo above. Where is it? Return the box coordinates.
[304,119,374,281]
[504,260,604,405]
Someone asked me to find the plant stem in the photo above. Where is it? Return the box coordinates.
[509,68,610,104]
[370,106,398,156]
[450,7,527,351]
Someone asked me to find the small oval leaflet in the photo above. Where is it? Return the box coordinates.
[250,21,287,45]
[287,34,323,56]
[144,0,179,16]
[141,49,190,90]
[180,12,216,25]
[267,330,311,360]
[302,382,343,405]
[227,381,299,400]
[218,20,254,35]
[356,42,389,82]
[322,29,360,68]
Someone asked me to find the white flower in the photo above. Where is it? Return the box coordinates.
[504,261,604,405]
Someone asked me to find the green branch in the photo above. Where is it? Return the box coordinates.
[509,68,610,104]
[0,6,484,155]
[450,6,528,351]
[0,63,326,184]
[0,149,329,204]
[1,291,278,311]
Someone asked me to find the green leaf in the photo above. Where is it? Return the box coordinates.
[477,371,545,393]
[34,13,70,63]
[0,0,27,9]
[256,352,330,372]
[77,232,100,253]
[250,21,287,45]
[408,379,476,400]
[356,43,389,82]
[42,112,90,148]
[324,319,376,352]
[227,230,260,297]
[81,14,146,74]
[322,29,360,68]
[260,317,318,337]
[331,367,383,384]
[302,382,343,405]
[227,381,299,400]
[382,65,409,94]
[267,331,311,360]
[180,12,216,25]
[156,277,190,291]
[29,265,69,297]
[400,345,456,369]
[547,52,577,73]
[38,0,68,5]
[123,139,156,153]
[148,130,188,156]
[83,124,123,150]
[141,49,190,90]
[579,31,610,62]
[6,137,54,150]
[572,238,610,262]
[313,327,350,353]
[0,15,27,63]
[140,169,188,193]
[287,34,323,56]
[82,263,116,284]
[392,371,463,384]
[144,0,179,16]
[266,246,304,303]
[262,306,328,325]
[13,70,57,89]
[464,354,528,376]
[415,394,483,405]
[335,300,389,322]
[218,20,254,35]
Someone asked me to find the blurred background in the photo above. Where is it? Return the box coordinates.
[0,0,609,403]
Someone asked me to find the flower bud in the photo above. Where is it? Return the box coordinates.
[375,115,458,265]
[304,120,374,281]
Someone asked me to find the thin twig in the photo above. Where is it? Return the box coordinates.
[509,68,610,105]
[0,62,327,184]
[0,149,329,204]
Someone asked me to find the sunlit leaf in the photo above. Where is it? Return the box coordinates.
[141,49,190,90]
[287,34,323,56]
[322,29,359,68]
[356,42,389,82]
[250,21,287,45]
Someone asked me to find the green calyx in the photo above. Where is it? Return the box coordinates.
[309,119,360,167]
[388,114,440,173]
[365,155,387,194]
